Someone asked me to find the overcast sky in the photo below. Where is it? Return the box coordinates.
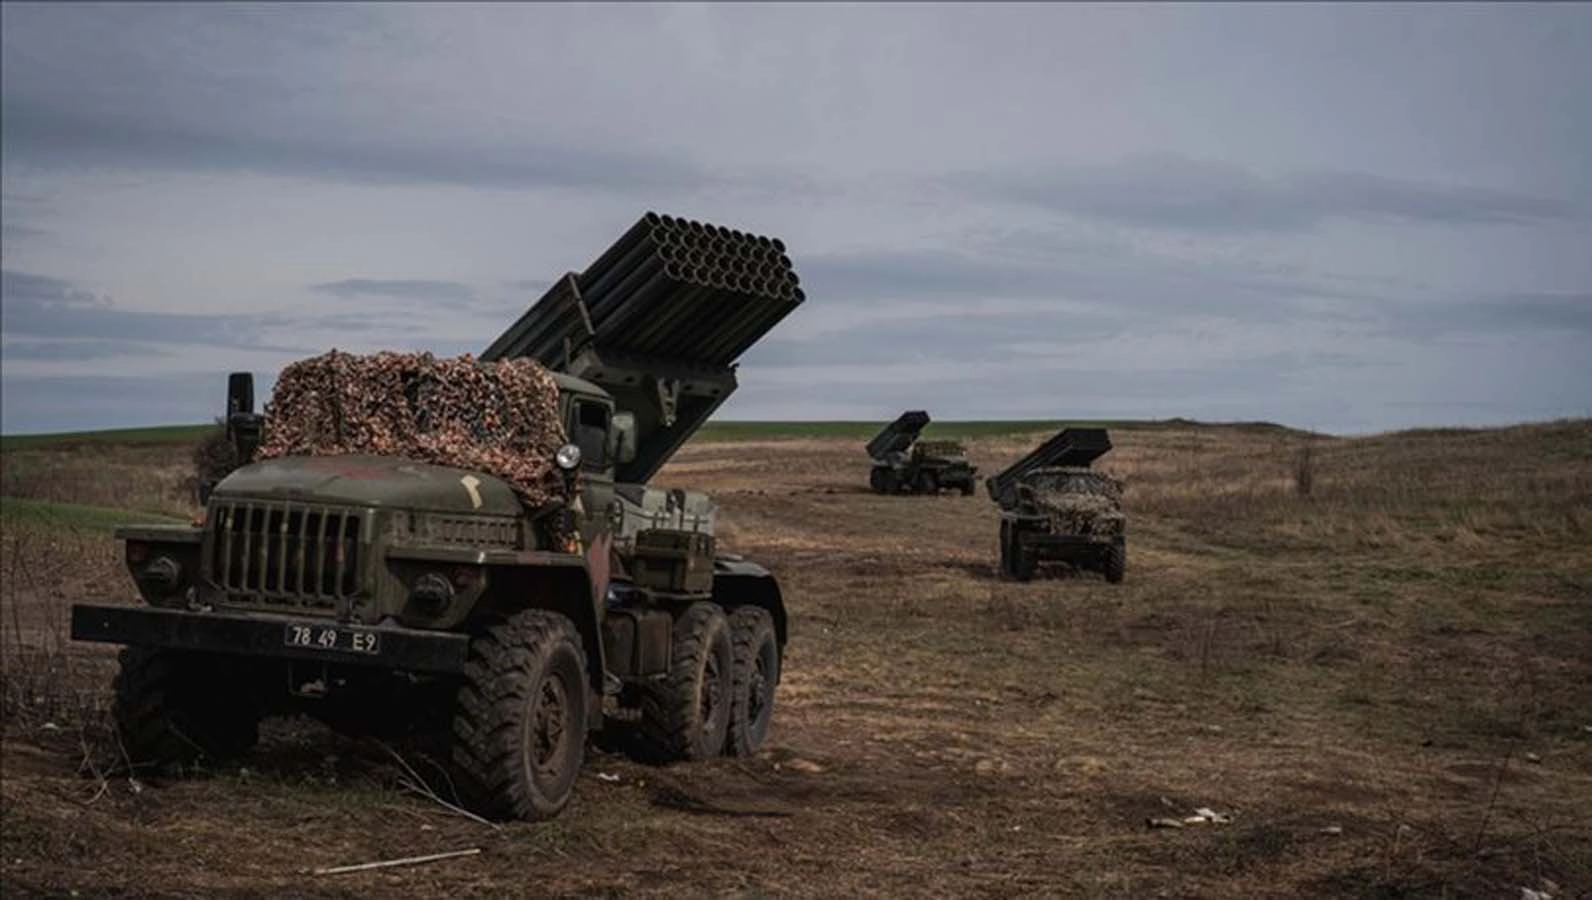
[3,2,1589,435]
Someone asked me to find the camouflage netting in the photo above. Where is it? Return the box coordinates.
[1039,492,1125,537]
[254,350,572,510]
[1027,468,1126,537]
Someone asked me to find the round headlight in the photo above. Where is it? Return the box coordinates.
[138,555,184,599]
[555,443,582,471]
[410,572,456,615]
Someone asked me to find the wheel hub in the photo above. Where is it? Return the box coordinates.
[700,654,723,737]
[530,677,568,774]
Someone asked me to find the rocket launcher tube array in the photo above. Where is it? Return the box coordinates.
[480,211,807,486]
[984,427,1114,505]
[482,212,804,371]
[866,410,933,459]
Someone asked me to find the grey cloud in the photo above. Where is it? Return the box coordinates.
[960,156,1577,233]
[1,269,530,371]
[1455,291,1592,333]
[2,223,50,244]
[0,372,241,434]
[310,279,476,306]
[799,250,1046,299]
[733,339,1583,436]
[752,312,1125,368]
[0,99,712,193]
[734,352,1337,426]
[1,269,290,351]
[2,4,1588,436]
[420,339,497,359]
[1,269,108,308]
[1383,291,1592,340]
[793,240,1381,331]
[1,340,172,362]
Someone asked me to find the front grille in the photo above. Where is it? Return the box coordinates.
[207,501,364,611]
[408,514,520,549]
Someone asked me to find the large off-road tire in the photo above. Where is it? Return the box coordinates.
[1013,533,1038,582]
[959,481,975,496]
[998,521,1015,579]
[113,646,262,769]
[725,606,780,757]
[452,610,589,821]
[919,471,939,494]
[869,467,887,493]
[1104,540,1126,584]
[639,602,733,762]
[880,469,899,495]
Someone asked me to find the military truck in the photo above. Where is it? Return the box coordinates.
[986,427,1126,583]
[70,212,805,822]
[866,410,978,495]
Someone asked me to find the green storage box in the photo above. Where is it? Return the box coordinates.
[631,529,716,594]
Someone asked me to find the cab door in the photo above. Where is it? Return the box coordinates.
[567,397,617,545]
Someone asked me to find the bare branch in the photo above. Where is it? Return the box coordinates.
[375,741,499,830]
[311,847,481,876]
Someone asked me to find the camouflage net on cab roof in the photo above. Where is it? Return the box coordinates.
[1037,491,1125,538]
[1026,469,1126,538]
[255,350,572,510]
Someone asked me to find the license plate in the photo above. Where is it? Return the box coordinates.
[283,622,380,655]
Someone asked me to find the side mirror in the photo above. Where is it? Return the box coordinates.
[227,372,254,415]
[224,372,263,463]
[610,411,638,464]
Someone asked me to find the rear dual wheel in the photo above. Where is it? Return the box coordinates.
[640,602,734,761]
[726,606,779,757]
[638,602,781,761]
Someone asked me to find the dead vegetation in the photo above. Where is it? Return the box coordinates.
[2,418,1589,897]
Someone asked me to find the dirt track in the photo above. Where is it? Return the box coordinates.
[3,424,1590,897]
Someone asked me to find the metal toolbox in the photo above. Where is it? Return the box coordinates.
[630,528,716,594]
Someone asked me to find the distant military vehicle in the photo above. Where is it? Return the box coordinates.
[985,427,1126,583]
[71,212,804,822]
[866,410,978,495]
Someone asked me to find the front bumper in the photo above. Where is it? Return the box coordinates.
[70,603,469,674]
[1019,533,1119,562]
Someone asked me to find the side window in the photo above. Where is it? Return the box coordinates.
[571,401,609,470]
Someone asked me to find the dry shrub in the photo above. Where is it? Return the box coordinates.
[0,527,116,729]
[1294,442,1315,497]
[184,420,240,504]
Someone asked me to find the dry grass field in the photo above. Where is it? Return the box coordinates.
[2,419,1589,898]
